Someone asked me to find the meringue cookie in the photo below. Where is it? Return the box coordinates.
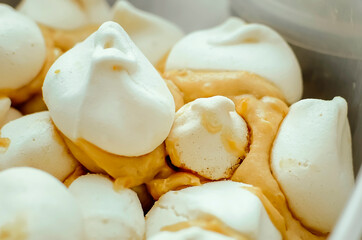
[166,96,248,180]
[18,0,110,30]
[0,97,22,128]
[43,21,175,157]
[112,1,184,65]
[0,111,79,181]
[69,174,145,240]
[0,4,46,90]
[271,97,354,233]
[149,227,236,240]
[165,17,302,104]
[0,167,83,240]
[146,181,282,240]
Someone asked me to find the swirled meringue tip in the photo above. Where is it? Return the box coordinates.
[0,111,79,181]
[165,17,302,104]
[0,4,46,90]
[69,174,145,240]
[166,96,249,180]
[149,227,235,240]
[271,96,354,233]
[112,0,184,65]
[146,181,282,240]
[43,21,175,157]
[18,0,110,30]
[0,167,83,240]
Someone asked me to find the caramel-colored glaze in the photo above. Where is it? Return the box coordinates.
[147,172,202,200]
[45,24,100,52]
[19,94,47,115]
[165,80,185,111]
[162,214,250,240]
[62,134,169,189]
[131,184,155,214]
[0,217,27,240]
[231,95,326,240]
[242,186,286,238]
[63,166,88,187]
[1,27,62,105]
[155,53,169,74]
[163,70,286,104]
[0,137,10,152]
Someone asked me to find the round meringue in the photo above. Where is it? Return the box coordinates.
[0,167,83,240]
[69,174,145,240]
[166,96,249,180]
[0,4,46,90]
[146,181,282,240]
[0,111,79,181]
[271,97,354,233]
[0,97,22,128]
[149,227,235,240]
[112,1,184,65]
[43,21,175,157]
[165,17,302,104]
[18,0,110,30]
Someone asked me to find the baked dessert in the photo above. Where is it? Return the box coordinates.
[0,167,83,240]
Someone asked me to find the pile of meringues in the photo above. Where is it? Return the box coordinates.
[0,1,354,240]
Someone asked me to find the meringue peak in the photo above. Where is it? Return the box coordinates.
[43,21,175,157]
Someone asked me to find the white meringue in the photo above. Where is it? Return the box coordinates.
[43,21,175,157]
[165,17,302,104]
[112,1,184,65]
[271,97,354,233]
[166,96,248,180]
[0,111,79,181]
[0,97,22,128]
[69,174,145,240]
[149,227,235,240]
[146,181,281,240]
[0,167,84,240]
[0,4,46,90]
[18,0,110,30]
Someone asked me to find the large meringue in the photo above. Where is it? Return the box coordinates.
[165,17,302,104]
[166,96,249,180]
[0,167,83,240]
[69,174,145,240]
[0,111,79,181]
[271,97,354,233]
[0,4,46,90]
[43,21,175,157]
[112,1,184,65]
[146,181,282,240]
[18,0,110,30]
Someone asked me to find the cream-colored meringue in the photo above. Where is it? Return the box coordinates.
[271,97,354,233]
[166,96,248,180]
[0,111,79,181]
[18,0,110,30]
[149,227,235,240]
[112,1,184,65]
[0,4,46,90]
[69,174,145,240]
[146,181,281,240]
[43,21,175,157]
[0,167,83,240]
[0,97,22,128]
[165,17,302,104]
